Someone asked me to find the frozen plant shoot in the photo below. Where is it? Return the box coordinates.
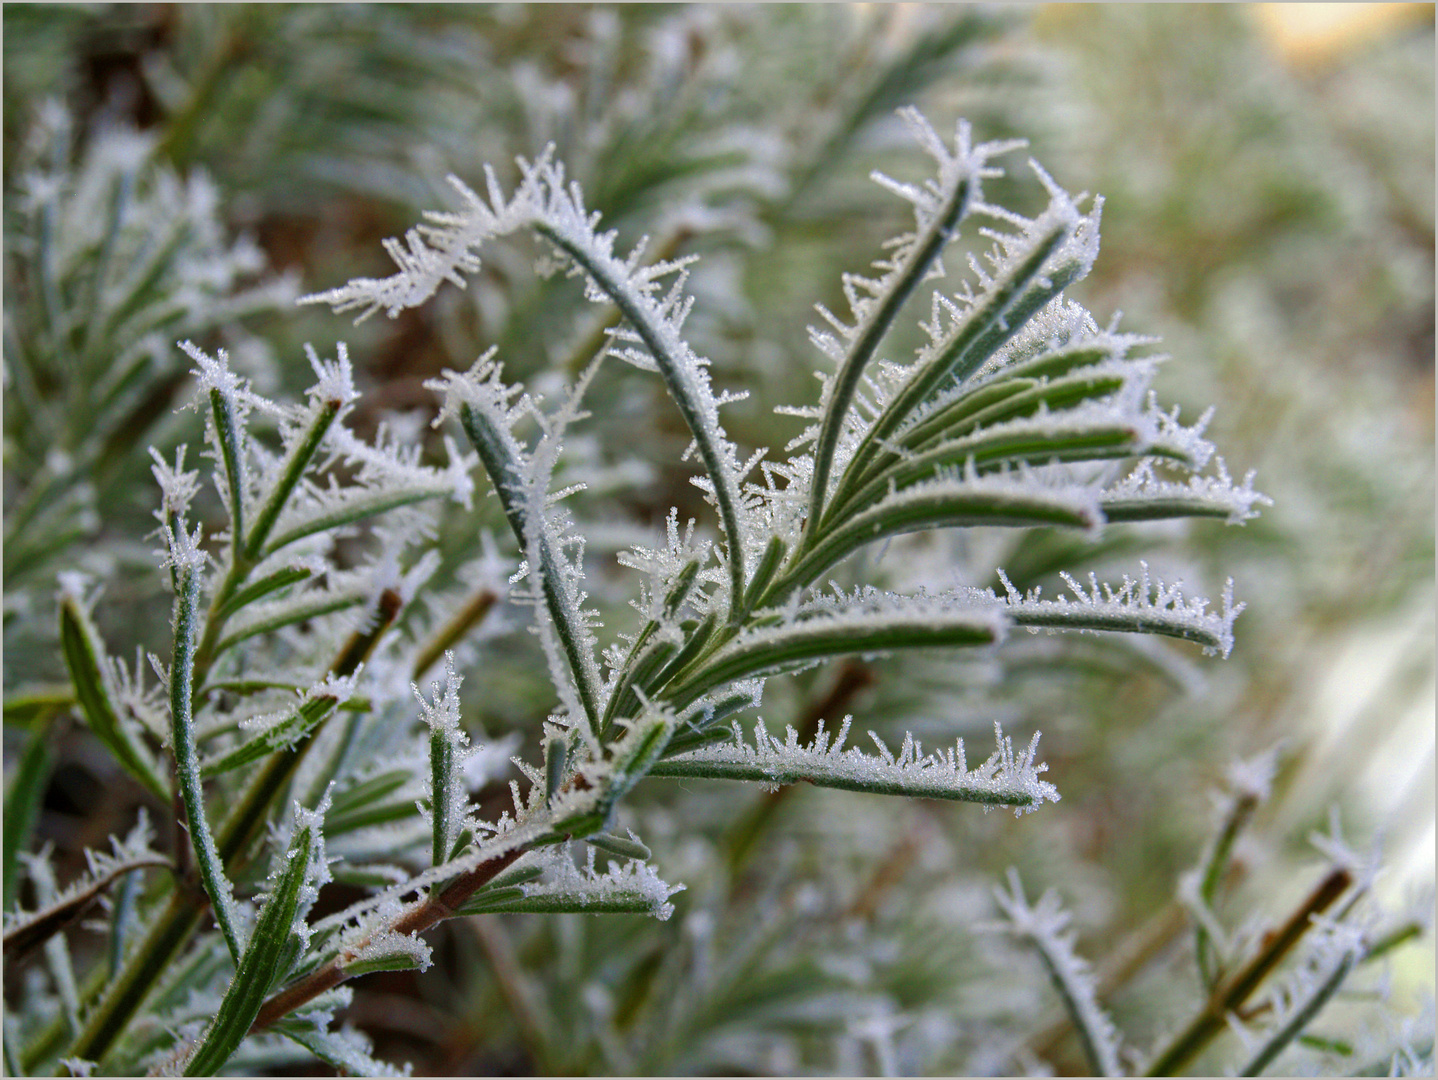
[17,108,1285,1076]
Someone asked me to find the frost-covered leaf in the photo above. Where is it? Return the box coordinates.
[459,844,681,920]
[57,576,168,801]
[272,1012,411,1077]
[308,145,755,608]
[651,718,1058,814]
[413,653,470,866]
[997,562,1245,657]
[991,868,1123,1076]
[1102,457,1272,525]
[182,802,328,1076]
[199,673,355,777]
[668,591,1006,708]
[3,815,168,961]
[430,352,605,744]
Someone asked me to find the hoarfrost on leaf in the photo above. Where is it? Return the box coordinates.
[653,718,1058,815]
[991,868,1123,1076]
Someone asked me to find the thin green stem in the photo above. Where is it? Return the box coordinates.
[411,587,498,681]
[1196,792,1259,989]
[242,400,341,564]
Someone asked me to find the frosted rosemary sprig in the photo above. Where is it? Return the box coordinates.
[824,173,1101,528]
[301,148,755,615]
[1143,866,1354,1077]
[431,353,605,745]
[1238,920,1367,1077]
[2,817,168,962]
[804,108,1003,533]
[994,870,1123,1076]
[650,718,1057,813]
[1187,749,1279,990]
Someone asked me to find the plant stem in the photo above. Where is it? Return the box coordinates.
[62,891,205,1068]
[1196,791,1259,989]
[247,847,527,1034]
[59,591,401,1068]
[411,587,498,681]
[1143,867,1351,1077]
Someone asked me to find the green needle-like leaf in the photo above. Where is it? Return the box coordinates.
[59,592,168,801]
[184,817,315,1076]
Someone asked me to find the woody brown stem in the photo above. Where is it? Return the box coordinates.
[1143,866,1352,1077]
[249,847,526,1034]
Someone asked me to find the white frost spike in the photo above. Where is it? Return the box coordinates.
[992,868,1123,1076]
[158,518,207,576]
[148,446,201,522]
[303,341,359,409]
[178,339,244,400]
[411,652,464,738]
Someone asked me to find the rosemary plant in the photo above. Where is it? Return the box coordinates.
[3,8,1431,1074]
[8,102,1271,1074]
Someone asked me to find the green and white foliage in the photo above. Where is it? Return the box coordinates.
[5,103,1275,1076]
[3,7,1429,1070]
[3,103,295,607]
[987,786,1430,1078]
